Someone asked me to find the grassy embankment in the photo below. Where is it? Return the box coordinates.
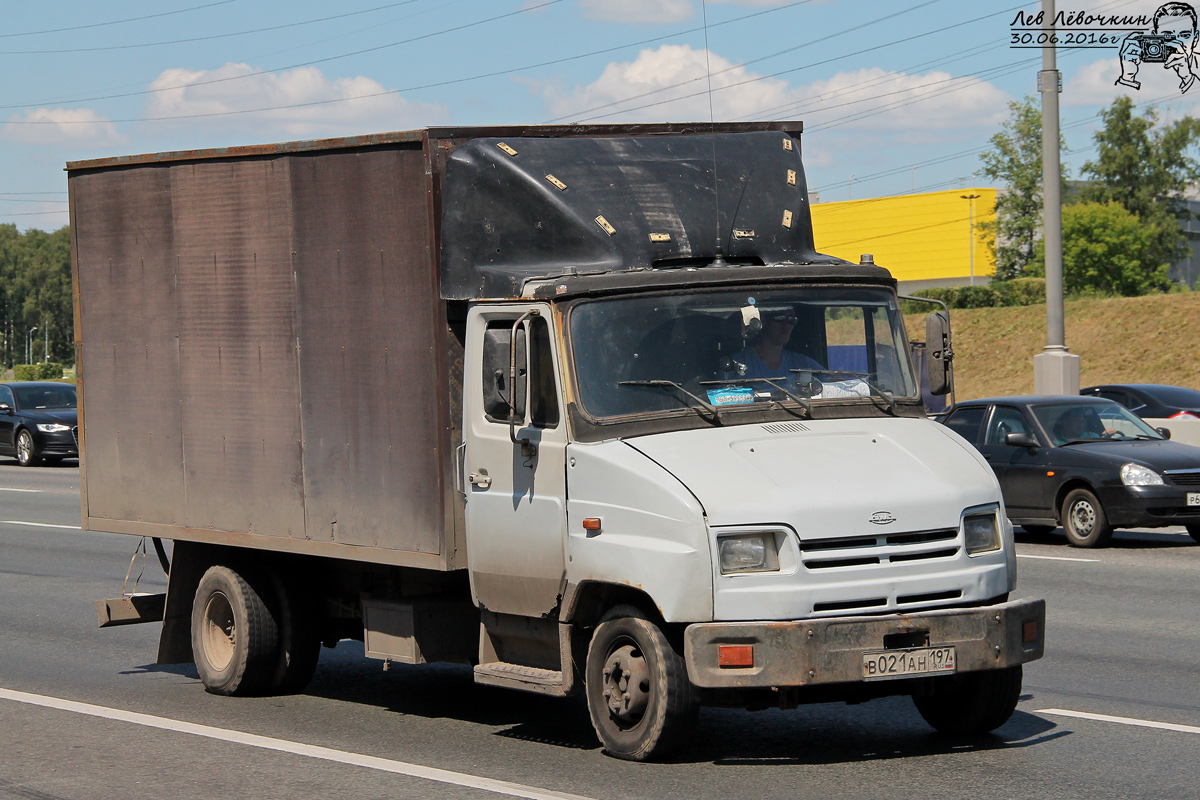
[908,291,1200,401]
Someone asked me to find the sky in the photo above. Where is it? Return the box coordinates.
[2,0,1196,231]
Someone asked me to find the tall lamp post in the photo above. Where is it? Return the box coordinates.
[26,326,37,366]
[1033,0,1079,395]
[960,193,980,286]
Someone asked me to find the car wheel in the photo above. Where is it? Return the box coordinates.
[585,605,699,762]
[191,565,280,696]
[913,665,1023,735]
[15,429,40,466]
[1186,524,1200,544]
[1061,488,1113,548]
[1020,524,1055,536]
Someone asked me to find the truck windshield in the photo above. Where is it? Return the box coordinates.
[568,286,918,420]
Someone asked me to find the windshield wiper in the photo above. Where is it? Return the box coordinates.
[700,378,813,418]
[801,369,896,414]
[618,379,722,423]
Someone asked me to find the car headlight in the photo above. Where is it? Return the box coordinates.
[718,531,781,574]
[36,423,70,433]
[1120,463,1163,486]
[963,511,1001,555]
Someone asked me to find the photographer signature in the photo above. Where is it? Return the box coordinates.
[1116,2,1199,93]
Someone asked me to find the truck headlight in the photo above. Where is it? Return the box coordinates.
[718,531,781,574]
[1120,463,1163,486]
[37,423,70,433]
[963,511,1001,555]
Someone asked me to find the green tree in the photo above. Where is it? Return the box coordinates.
[1081,96,1200,271]
[0,224,73,369]
[1027,201,1171,296]
[979,96,1067,280]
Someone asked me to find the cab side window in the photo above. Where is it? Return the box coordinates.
[945,406,987,445]
[528,316,560,429]
[984,406,1033,445]
[481,321,526,424]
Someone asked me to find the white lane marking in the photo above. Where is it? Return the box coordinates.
[2,521,81,530]
[1017,554,1100,563]
[0,688,595,800]
[1039,708,1200,735]
[0,488,41,493]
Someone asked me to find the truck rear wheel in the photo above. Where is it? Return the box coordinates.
[267,573,321,694]
[913,665,1022,735]
[191,565,280,696]
[584,605,698,762]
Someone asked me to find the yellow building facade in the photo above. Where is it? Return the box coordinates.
[809,188,997,287]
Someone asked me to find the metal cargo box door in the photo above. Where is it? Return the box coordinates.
[463,306,568,619]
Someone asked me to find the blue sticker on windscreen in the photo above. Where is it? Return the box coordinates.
[707,387,756,406]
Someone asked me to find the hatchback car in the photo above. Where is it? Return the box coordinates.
[1081,383,1200,420]
[0,381,78,466]
[941,395,1200,547]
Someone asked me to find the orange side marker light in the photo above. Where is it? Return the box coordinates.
[718,644,754,668]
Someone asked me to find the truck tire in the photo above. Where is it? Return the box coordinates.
[15,429,40,466]
[1186,524,1200,544]
[191,565,280,696]
[913,665,1022,735]
[267,573,321,694]
[1061,488,1113,547]
[584,605,699,762]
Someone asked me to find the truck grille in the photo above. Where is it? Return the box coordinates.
[800,528,959,571]
[1165,469,1200,486]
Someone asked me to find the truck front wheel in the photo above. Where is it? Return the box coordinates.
[912,665,1022,735]
[584,605,699,761]
[191,565,280,696]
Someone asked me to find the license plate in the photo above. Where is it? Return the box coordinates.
[862,646,956,681]
[1188,493,1200,507]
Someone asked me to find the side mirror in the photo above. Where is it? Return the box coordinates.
[0,403,11,414]
[1005,432,1039,448]
[1156,426,1171,440]
[925,310,953,396]
[509,311,536,457]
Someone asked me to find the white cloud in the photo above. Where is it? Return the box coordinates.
[141,63,449,139]
[541,45,1010,139]
[541,44,793,122]
[1065,57,1124,106]
[798,67,1011,135]
[576,0,693,24]
[1,108,125,147]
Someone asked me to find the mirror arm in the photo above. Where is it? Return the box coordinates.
[509,309,539,454]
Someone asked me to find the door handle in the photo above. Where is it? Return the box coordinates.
[468,471,492,489]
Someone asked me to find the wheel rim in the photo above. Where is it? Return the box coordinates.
[601,641,651,729]
[1069,499,1096,535]
[201,591,237,671]
[16,432,32,464]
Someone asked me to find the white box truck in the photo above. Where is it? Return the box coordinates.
[70,122,1044,761]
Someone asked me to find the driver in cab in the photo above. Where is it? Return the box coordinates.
[731,310,822,382]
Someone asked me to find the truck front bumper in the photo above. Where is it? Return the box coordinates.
[684,596,1045,689]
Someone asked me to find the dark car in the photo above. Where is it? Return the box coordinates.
[941,395,1200,547]
[1081,383,1200,420]
[0,381,78,466]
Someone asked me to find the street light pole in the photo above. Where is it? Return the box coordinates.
[960,193,981,286]
[1033,0,1079,395]
[26,326,37,366]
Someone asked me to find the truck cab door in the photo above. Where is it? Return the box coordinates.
[462,305,568,618]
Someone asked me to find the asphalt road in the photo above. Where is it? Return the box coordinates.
[2,460,1198,800]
